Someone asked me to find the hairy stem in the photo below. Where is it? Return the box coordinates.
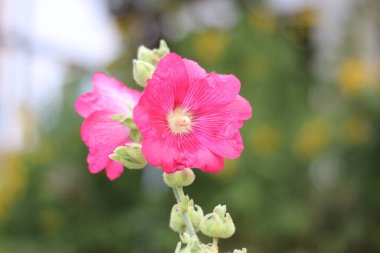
[172,186,198,239]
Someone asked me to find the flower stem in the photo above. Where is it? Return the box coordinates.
[211,238,219,253]
[172,186,198,239]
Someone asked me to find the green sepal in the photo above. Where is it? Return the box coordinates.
[109,143,147,170]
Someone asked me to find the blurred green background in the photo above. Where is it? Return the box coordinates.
[1,0,380,252]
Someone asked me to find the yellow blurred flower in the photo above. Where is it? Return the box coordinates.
[0,154,27,221]
[338,59,370,95]
[252,125,280,157]
[344,117,372,146]
[248,8,277,33]
[294,8,318,28]
[192,30,227,64]
[294,119,329,160]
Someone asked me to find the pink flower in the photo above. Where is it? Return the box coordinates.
[133,53,252,173]
[75,73,141,180]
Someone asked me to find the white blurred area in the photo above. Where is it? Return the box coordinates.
[0,0,121,151]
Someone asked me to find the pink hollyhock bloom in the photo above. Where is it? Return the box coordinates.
[75,73,141,180]
[133,53,252,173]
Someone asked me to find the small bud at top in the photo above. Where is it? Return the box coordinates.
[109,143,147,170]
[133,40,170,87]
[133,60,155,87]
[153,40,170,58]
[163,168,195,188]
[137,46,158,65]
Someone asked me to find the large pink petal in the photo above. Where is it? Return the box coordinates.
[141,53,189,116]
[105,160,124,181]
[141,133,224,173]
[81,111,130,179]
[181,73,241,114]
[227,95,252,128]
[183,58,207,85]
[192,95,252,159]
[75,72,140,118]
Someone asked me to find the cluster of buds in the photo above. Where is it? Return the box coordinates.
[164,169,243,252]
[133,40,170,87]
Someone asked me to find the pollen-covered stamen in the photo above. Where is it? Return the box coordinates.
[167,108,192,134]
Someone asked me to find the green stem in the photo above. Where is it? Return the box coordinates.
[211,238,219,253]
[172,187,198,239]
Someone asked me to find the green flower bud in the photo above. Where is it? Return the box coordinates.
[170,203,186,233]
[153,40,170,58]
[163,169,195,188]
[222,213,236,238]
[200,213,224,238]
[233,248,247,253]
[137,46,158,65]
[109,143,147,170]
[200,205,236,239]
[133,60,155,87]
[188,204,204,231]
[169,201,204,233]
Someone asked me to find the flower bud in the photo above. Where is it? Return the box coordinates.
[222,213,236,238]
[169,202,204,233]
[233,248,247,253]
[170,203,186,233]
[163,168,195,188]
[200,213,224,238]
[188,204,204,231]
[133,60,155,87]
[109,143,147,170]
[137,46,158,65]
[200,205,236,239]
[153,40,170,58]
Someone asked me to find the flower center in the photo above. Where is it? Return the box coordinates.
[167,108,192,134]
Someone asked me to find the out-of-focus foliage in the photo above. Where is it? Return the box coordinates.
[1,1,380,253]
